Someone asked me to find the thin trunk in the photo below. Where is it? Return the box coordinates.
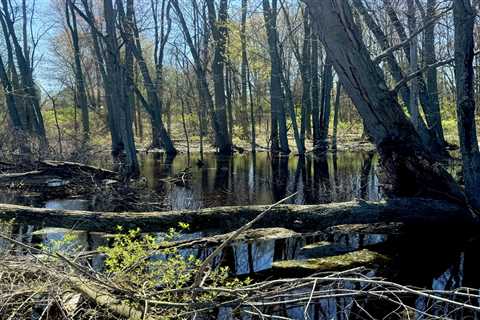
[117,0,176,154]
[301,9,312,144]
[171,0,228,153]
[311,34,321,148]
[247,64,256,153]
[332,82,341,150]
[240,0,249,139]
[66,0,90,143]
[318,58,333,152]
[384,0,446,153]
[407,0,420,129]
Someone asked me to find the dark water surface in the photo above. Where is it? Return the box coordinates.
[140,151,381,210]
[1,151,477,319]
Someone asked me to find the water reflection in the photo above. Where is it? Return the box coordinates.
[140,151,381,210]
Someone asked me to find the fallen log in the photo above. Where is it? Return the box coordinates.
[0,198,472,233]
[0,161,118,191]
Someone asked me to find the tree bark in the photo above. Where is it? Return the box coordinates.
[65,0,90,144]
[304,0,464,203]
[263,0,290,154]
[206,0,233,154]
[453,0,480,210]
[423,0,446,146]
[383,0,446,153]
[0,199,470,233]
[103,0,139,177]
[352,0,444,157]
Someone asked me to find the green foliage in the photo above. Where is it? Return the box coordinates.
[98,224,251,316]
[39,232,83,255]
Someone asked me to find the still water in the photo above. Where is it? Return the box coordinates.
[0,151,477,319]
[140,151,381,210]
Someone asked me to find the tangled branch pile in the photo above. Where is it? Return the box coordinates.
[1,229,480,320]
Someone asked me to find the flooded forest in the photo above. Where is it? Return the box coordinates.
[1,0,480,319]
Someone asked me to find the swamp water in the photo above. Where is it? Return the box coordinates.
[0,151,476,319]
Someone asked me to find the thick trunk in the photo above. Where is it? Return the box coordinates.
[0,199,470,233]
[423,0,446,146]
[263,0,290,154]
[305,0,464,202]
[206,0,233,154]
[103,0,139,177]
[453,0,480,210]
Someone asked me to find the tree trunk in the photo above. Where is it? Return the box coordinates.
[453,0,480,210]
[407,0,421,129]
[263,0,290,154]
[311,34,321,148]
[206,0,233,154]
[0,199,470,233]
[331,82,341,150]
[241,0,250,142]
[353,0,444,157]
[171,0,230,154]
[300,9,312,148]
[117,0,176,155]
[383,0,446,153]
[318,57,333,152]
[66,0,90,144]
[423,0,446,146]
[103,0,139,177]
[305,0,464,203]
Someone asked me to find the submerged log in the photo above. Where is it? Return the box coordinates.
[272,249,388,276]
[0,198,472,233]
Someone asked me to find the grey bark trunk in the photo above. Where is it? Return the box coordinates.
[0,199,470,233]
[384,0,447,154]
[453,0,480,210]
[263,0,290,154]
[66,0,90,143]
[206,0,233,154]
[423,0,446,146]
[103,0,139,177]
[304,0,464,203]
